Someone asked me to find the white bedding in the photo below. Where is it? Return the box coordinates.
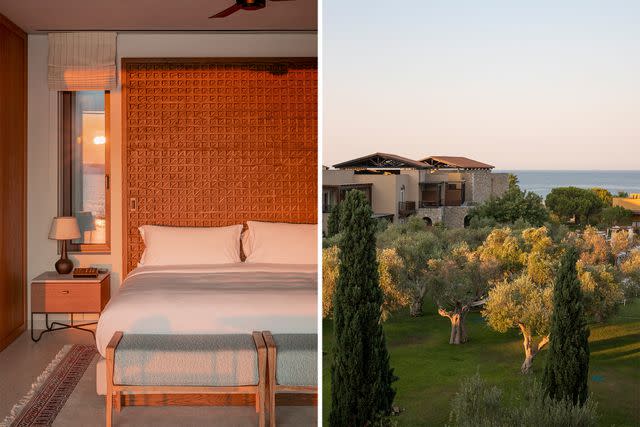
[95,263,317,358]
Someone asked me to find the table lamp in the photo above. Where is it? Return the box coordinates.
[48,216,81,274]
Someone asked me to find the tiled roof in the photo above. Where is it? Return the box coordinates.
[420,156,494,169]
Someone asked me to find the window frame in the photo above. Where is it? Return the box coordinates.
[59,91,111,253]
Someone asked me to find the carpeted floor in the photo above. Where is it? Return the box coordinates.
[0,330,316,426]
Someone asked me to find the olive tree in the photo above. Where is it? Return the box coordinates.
[574,227,624,321]
[619,249,640,298]
[377,217,442,317]
[484,273,554,373]
[578,226,612,265]
[483,226,559,373]
[429,244,498,344]
[322,245,410,321]
[578,262,623,322]
[610,229,633,258]
[476,227,525,278]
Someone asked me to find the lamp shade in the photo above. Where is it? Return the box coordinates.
[48,216,81,240]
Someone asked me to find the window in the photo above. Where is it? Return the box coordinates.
[60,91,110,252]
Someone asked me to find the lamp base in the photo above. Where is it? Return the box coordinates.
[54,239,74,274]
[55,257,74,274]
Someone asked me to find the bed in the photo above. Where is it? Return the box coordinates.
[95,262,317,394]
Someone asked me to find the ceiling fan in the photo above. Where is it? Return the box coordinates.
[209,0,292,18]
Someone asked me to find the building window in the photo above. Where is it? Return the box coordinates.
[60,91,110,252]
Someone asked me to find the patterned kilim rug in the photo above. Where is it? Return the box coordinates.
[0,345,97,427]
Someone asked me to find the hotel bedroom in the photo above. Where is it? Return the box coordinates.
[0,1,318,426]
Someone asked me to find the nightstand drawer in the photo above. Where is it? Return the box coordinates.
[31,279,109,313]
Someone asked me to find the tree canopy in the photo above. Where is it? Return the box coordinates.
[545,187,604,225]
[322,245,410,321]
[590,187,613,206]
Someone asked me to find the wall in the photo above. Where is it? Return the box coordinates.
[490,173,510,199]
[27,32,317,327]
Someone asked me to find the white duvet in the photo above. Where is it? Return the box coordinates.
[95,263,317,357]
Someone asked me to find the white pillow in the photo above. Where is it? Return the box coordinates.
[243,221,317,264]
[138,224,243,266]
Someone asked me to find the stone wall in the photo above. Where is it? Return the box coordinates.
[442,206,472,228]
[467,171,492,203]
[490,173,510,198]
[416,206,472,228]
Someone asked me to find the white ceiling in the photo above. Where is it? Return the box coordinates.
[0,0,316,33]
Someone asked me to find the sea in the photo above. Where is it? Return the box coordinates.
[496,171,640,199]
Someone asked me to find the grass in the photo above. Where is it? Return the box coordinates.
[323,298,640,426]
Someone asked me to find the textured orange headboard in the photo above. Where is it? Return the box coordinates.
[122,58,317,274]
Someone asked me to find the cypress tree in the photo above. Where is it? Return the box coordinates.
[327,202,342,237]
[329,190,396,426]
[543,246,590,405]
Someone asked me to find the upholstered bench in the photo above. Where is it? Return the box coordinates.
[262,331,317,427]
[105,331,266,427]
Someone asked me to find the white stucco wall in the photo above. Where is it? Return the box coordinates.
[27,32,317,327]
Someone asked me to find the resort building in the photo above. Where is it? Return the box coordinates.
[322,153,509,231]
[613,194,640,229]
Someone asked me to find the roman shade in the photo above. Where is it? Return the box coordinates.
[48,32,117,90]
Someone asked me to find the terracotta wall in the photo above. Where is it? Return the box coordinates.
[122,59,318,273]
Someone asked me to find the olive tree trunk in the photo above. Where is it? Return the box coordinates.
[409,281,428,317]
[519,323,550,374]
[438,306,470,345]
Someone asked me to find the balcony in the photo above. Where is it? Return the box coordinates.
[398,201,416,218]
[419,181,465,207]
[444,188,463,206]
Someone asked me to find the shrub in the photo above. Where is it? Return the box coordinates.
[448,373,598,427]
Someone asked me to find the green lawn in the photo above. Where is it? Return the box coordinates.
[323,299,640,426]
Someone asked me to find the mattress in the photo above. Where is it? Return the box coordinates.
[95,263,317,359]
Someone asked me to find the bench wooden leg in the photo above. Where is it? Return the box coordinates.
[106,331,123,427]
[268,351,276,427]
[114,392,122,412]
[257,334,267,427]
[106,386,113,427]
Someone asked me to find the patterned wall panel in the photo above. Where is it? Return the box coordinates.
[122,59,317,273]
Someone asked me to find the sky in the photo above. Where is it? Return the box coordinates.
[322,0,640,170]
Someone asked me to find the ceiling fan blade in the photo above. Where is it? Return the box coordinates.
[209,3,243,18]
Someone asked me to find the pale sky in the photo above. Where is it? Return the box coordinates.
[323,0,640,170]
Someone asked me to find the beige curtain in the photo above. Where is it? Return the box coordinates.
[48,32,117,91]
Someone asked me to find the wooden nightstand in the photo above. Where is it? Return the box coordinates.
[30,271,110,342]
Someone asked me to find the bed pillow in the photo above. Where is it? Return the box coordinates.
[138,224,243,266]
[243,221,317,264]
